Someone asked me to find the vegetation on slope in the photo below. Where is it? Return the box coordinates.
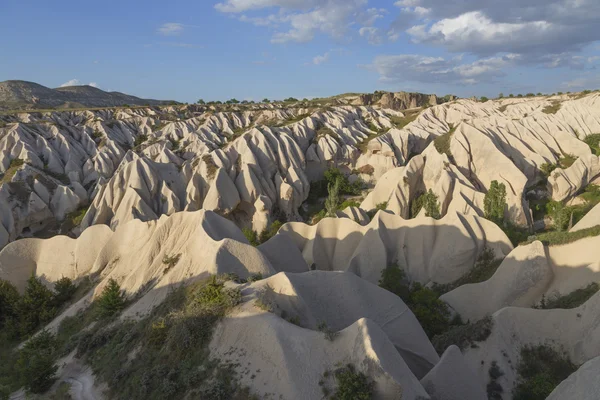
[542,101,562,114]
[537,283,600,309]
[583,133,600,155]
[434,123,456,158]
[0,276,81,397]
[1,275,254,399]
[513,345,577,400]
[1,158,24,184]
[379,265,455,339]
[411,189,441,219]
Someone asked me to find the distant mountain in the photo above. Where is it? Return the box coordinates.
[0,80,176,110]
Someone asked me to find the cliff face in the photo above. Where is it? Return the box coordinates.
[351,91,443,110]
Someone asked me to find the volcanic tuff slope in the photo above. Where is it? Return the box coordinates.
[1,91,600,399]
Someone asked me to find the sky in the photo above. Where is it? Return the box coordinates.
[1,0,599,103]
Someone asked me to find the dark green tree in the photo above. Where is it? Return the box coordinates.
[423,189,441,219]
[17,275,56,336]
[197,99,205,104]
[16,329,57,394]
[484,180,507,224]
[53,277,76,306]
[97,278,125,318]
[0,279,19,328]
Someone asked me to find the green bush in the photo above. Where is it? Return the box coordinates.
[513,345,576,400]
[538,283,599,309]
[583,133,600,155]
[331,364,374,400]
[524,225,600,246]
[325,177,341,217]
[17,275,57,337]
[433,123,456,157]
[539,162,557,177]
[16,329,58,394]
[484,180,507,224]
[324,168,364,196]
[242,228,259,246]
[411,189,441,219]
[431,316,493,355]
[379,265,451,338]
[53,277,77,305]
[97,278,125,318]
[0,279,19,329]
[259,220,283,243]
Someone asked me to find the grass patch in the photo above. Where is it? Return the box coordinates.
[202,154,218,180]
[558,154,577,169]
[389,110,419,129]
[542,101,562,114]
[537,283,599,309]
[433,124,456,158]
[330,364,374,400]
[523,225,600,246]
[513,345,576,400]
[162,254,181,274]
[583,133,600,155]
[1,158,24,184]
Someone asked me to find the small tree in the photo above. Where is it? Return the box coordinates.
[243,228,259,246]
[480,96,489,102]
[0,279,19,328]
[197,99,205,104]
[484,180,507,225]
[498,93,504,98]
[17,329,57,394]
[423,189,441,219]
[53,277,76,306]
[97,278,125,318]
[18,275,56,336]
[325,178,341,217]
[262,98,270,103]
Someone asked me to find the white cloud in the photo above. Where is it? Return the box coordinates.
[216,0,374,44]
[60,79,99,88]
[60,79,80,87]
[367,53,518,85]
[157,22,184,36]
[313,52,330,65]
[359,27,383,45]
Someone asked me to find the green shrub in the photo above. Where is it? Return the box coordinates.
[546,200,572,231]
[434,124,456,157]
[390,111,419,129]
[583,133,600,155]
[325,177,341,217]
[0,279,19,329]
[17,275,57,337]
[484,180,507,224]
[539,162,557,177]
[324,168,364,196]
[16,329,58,394]
[242,228,259,246]
[411,189,441,219]
[134,134,148,147]
[162,254,181,274]
[258,220,283,243]
[513,345,577,400]
[97,278,125,318]
[331,364,374,400]
[1,158,25,184]
[542,101,561,114]
[538,283,599,309]
[337,199,361,210]
[433,246,503,294]
[431,316,493,355]
[379,265,451,338]
[53,277,77,305]
[524,225,600,246]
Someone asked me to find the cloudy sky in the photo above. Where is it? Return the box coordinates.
[1,0,599,102]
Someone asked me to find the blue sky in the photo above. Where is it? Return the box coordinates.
[1,0,599,102]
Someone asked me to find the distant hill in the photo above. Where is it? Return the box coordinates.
[0,80,176,110]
